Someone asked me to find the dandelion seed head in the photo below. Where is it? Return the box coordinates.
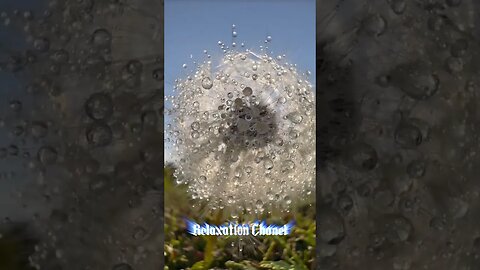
[167,39,315,213]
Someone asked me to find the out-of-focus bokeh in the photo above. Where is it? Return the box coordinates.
[0,0,164,269]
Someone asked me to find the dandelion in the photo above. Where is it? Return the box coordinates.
[166,35,316,213]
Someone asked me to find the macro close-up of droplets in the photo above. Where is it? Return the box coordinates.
[0,0,164,269]
[316,0,480,269]
[165,28,316,214]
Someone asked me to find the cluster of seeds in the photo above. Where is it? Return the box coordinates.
[166,46,315,214]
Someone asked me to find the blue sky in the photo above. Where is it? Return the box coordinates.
[164,0,316,94]
[164,0,315,161]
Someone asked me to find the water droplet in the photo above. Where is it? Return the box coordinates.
[182,63,187,69]
[92,28,111,48]
[133,226,147,240]
[50,50,69,63]
[242,87,252,96]
[86,122,113,147]
[23,10,33,19]
[266,35,272,42]
[446,57,464,73]
[263,158,273,170]
[191,121,200,131]
[30,121,48,138]
[85,93,113,120]
[285,196,292,205]
[384,216,412,243]
[390,0,406,14]
[255,199,263,209]
[191,131,200,139]
[202,77,213,89]
[286,112,303,124]
[38,146,57,165]
[392,63,439,100]
[8,144,19,156]
[9,100,22,112]
[126,60,143,75]
[362,14,387,37]
[406,159,426,178]
[395,123,422,148]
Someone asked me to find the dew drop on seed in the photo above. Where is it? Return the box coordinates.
[191,121,200,131]
[242,87,252,96]
[202,77,213,89]
[285,196,292,205]
[286,112,303,124]
[264,158,274,170]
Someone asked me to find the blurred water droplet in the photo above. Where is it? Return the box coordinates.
[92,28,111,48]
[38,146,58,165]
[395,122,422,148]
[202,77,213,89]
[362,14,387,37]
[86,122,113,147]
[390,0,406,15]
[33,37,49,52]
[85,93,113,120]
[406,159,426,178]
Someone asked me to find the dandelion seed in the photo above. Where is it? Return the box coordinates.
[167,32,315,213]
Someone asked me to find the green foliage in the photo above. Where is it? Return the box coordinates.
[164,166,316,270]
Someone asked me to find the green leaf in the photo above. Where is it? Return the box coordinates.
[191,260,208,270]
[260,261,292,270]
[225,260,257,270]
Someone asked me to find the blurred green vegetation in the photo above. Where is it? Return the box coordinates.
[0,223,37,270]
[164,166,316,270]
